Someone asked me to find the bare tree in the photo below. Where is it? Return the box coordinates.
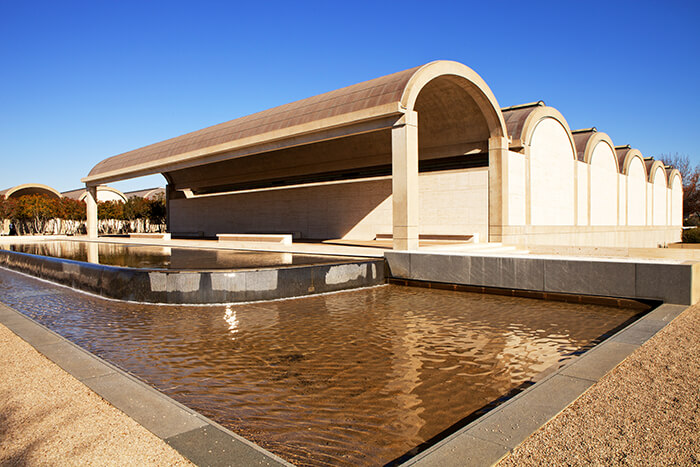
[658,153,700,223]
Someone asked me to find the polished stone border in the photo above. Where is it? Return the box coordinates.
[0,302,292,467]
[401,303,687,466]
[385,251,699,305]
[0,249,385,304]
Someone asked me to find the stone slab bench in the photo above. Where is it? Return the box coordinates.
[376,233,479,242]
[129,233,171,240]
[217,234,292,245]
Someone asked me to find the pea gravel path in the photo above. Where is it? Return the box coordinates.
[499,303,700,466]
[0,322,192,466]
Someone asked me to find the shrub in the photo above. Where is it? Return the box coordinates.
[682,227,700,243]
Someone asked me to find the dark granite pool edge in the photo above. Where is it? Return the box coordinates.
[0,249,385,304]
[0,301,293,467]
[400,302,688,467]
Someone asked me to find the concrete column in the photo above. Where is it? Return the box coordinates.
[488,136,510,242]
[392,110,419,250]
[86,185,98,239]
[165,183,172,233]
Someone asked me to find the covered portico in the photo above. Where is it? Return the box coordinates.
[82,61,507,250]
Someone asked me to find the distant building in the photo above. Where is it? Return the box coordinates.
[1,183,61,200]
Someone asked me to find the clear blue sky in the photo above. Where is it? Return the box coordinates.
[1,0,698,193]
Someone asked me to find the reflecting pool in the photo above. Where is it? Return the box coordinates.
[2,241,358,270]
[0,267,644,466]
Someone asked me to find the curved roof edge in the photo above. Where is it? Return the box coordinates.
[502,103,576,158]
[615,145,646,177]
[1,183,62,200]
[80,185,127,203]
[62,185,127,202]
[667,167,682,187]
[572,129,618,169]
[400,60,506,138]
[125,187,166,199]
[84,60,506,185]
[645,159,667,184]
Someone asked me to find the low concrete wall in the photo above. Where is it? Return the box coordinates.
[385,251,700,305]
[0,250,384,304]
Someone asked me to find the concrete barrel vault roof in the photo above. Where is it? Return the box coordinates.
[61,185,127,202]
[125,187,166,199]
[615,145,647,176]
[645,158,667,184]
[501,101,576,155]
[83,61,506,185]
[571,128,618,168]
[0,183,62,200]
[667,167,682,186]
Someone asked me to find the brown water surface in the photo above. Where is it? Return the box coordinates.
[0,267,643,466]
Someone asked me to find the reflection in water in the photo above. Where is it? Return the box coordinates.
[3,241,349,270]
[223,305,240,338]
[0,267,643,466]
[87,242,99,264]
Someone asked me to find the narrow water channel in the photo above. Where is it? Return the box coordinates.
[0,267,643,466]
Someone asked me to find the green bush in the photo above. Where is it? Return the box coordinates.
[682,227,700,243]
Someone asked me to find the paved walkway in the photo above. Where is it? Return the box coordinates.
[0,322,191,466]
[499,303,700,465]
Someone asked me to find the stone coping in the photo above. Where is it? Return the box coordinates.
[401,303,688,466]
[0,302,293,467]
[385,251,700,305]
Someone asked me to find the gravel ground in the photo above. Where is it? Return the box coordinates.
[499,304,700,466]
[0,323,192,466]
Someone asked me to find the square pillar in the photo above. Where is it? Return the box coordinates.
[488,136,510,242]
[86,185,98,239]
[392,110,419,250]
[165,183,173,233]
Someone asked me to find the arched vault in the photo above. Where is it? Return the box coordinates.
[82,61,507,248]
[1,183,61,200]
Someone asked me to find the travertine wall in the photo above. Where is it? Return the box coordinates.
[495,120,682,247]
[653,167,667,226]
[529,118,575,225]
[170,168,489,240]
[576,161,589,225]
[671,176,682,226]
[507,151,526,225]
[589,142,619,226]
[627,158,646,225]
[167,119,682,248]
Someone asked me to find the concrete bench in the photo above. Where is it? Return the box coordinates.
[216,233,293,245]
[375,233,479,242]
[129,233,171,240]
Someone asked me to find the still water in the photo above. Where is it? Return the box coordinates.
[0,267,642,466]
[2,241,357,270]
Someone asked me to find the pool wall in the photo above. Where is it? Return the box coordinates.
[0,249,385,304]
[385,251,700,305]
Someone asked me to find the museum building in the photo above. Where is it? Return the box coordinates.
[80,60,682,249]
